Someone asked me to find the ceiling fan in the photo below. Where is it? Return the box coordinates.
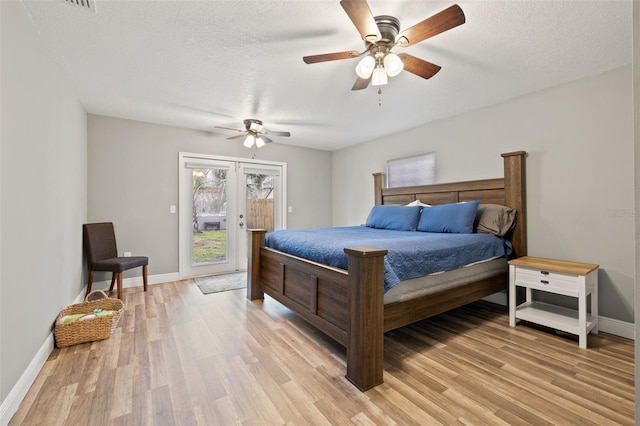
[215,119,291,148]
[303,0,465,90]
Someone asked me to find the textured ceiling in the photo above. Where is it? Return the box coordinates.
[21,0,632,151]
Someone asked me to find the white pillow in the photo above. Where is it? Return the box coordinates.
[405,200,431,207]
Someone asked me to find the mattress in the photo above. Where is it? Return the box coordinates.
[265,226,509,292]
[383,257,508,305]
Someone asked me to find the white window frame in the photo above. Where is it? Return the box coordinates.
[386,152,436,188]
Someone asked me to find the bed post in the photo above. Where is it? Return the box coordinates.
[344,246,388,391]
[247,229,266,300]
[501,151,527,258]
[373,172,384,206]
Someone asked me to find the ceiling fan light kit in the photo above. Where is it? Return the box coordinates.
[383,53,403,77]
[243,134,256,148]
[371,63,388,86]
[302,1,465,91]
[355,51,403,85]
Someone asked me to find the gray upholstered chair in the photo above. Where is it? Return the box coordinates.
[83,222,148,300]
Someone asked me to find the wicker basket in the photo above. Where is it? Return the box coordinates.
[54,290,124,348]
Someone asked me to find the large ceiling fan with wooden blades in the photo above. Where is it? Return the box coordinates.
[302,0,465,90]
[215,119,291,148]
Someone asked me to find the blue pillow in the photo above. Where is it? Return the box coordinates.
[417,200,480,233]
[366,205,422,231]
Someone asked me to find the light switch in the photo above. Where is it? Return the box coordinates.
[288,206,293,213]
[170,205,176,214]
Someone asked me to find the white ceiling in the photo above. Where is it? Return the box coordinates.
[21,0,632,151]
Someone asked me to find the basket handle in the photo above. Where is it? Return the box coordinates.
[85,289,110,302]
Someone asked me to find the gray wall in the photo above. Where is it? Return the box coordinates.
[87,114,333,277]
[332,66,634,324]
[1,1,87,402]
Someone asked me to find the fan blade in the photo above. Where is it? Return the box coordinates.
[265,130,291,137]
[396,4,465,47]
[351,76,371,90]
[261,136,274,144]
[226,133,246,140]
[214,126,243,133]
[397,53,441,79]
[340,0,381,42]
[303,51,360,64]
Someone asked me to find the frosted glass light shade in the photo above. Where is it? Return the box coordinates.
[383,53,404,77]
[371,65,388,86]
[255,137,265,148]
[355,55,375,79]
[243,134,255,148]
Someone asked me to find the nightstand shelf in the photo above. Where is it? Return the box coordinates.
[508,256,599,348]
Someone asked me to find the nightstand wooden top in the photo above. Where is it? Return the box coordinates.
[508,256,599,275]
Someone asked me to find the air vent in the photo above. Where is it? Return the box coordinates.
[64,0,96,12]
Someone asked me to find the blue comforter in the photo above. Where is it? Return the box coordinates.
[265,226,509,292]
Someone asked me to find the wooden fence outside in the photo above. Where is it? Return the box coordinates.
[247,199,274,231]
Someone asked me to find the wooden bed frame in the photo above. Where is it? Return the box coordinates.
[247,151,526,391]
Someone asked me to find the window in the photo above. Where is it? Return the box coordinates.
[386,152,436,188]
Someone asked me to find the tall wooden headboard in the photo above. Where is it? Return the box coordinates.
[373,151,527,258]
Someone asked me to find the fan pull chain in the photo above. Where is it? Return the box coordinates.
[378,88,382,107]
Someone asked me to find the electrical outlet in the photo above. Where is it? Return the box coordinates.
[123,252,131,257]
[288,206,293,213]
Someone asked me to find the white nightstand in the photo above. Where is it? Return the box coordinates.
[508,256,599,348]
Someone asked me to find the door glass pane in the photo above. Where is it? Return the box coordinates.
[192,168,228,265]
[245,173,274,232]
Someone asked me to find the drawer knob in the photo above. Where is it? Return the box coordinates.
[541,280,549,285]
[540,271,550,276]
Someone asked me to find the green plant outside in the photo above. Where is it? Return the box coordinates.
[192,230,227,263]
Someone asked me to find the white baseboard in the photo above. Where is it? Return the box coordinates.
[88,272,180,291]
[0,333,54,426]
[598,316,635,340]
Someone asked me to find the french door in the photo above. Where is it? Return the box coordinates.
[179,153,286,279]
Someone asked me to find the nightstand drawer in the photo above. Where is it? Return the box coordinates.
[513,276,579,297]
[515,266,580,283]
[514,266,580,296]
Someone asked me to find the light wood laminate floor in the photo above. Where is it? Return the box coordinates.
[10,279,634,425]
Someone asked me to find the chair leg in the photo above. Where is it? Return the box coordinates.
[116,272,123,300]
[143,264,148,292]
[86,270,94,298]
[109,273,117,292]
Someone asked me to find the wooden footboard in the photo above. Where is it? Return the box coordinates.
[247,151,526,391]
[247,228,387,390]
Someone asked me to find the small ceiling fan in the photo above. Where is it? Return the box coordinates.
[215,119,291,148]
[303,0,465,90]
